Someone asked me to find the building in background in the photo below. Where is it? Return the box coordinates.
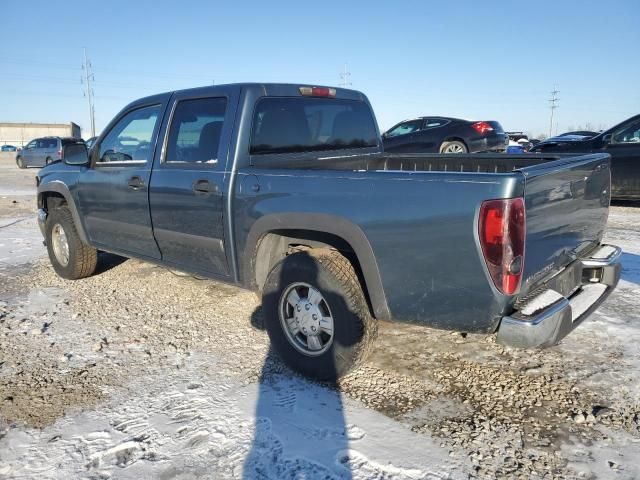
[0,122,81,147]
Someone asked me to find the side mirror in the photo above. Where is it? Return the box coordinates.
[601,133,613,145]
[63,142,90,166]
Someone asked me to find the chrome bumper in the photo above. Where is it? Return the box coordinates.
[37,208,47,238]
[497,244,622,349]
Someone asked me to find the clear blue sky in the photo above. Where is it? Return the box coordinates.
[1,0,638,138]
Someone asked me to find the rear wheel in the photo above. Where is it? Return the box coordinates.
[45,157,53,165]
[45,206,97,280]
[16,157,25,169]
[262,249,377,382]
[439,140,468,153]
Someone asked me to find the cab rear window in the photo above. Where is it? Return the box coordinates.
[250,97,378,155]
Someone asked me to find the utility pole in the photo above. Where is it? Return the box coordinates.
[339,64,351,88]
[548,86,559,138]
[81,48,96,138]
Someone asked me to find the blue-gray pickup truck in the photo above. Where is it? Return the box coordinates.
[35,83,621,380]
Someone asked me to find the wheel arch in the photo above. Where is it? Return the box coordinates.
[38,182,90,244]
[242,213,390,320]
[441,137,468,149]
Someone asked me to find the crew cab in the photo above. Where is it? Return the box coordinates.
[36,83,621,381]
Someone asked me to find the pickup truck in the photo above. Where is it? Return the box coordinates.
[36,83,622,381]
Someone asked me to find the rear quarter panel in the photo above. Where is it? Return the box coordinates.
[235,168,525,332]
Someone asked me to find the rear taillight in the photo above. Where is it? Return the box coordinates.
[478,197,526,295]
[57,149,62,158]
[472,121,494,135]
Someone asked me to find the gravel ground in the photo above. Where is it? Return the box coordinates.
[1,161,639,479]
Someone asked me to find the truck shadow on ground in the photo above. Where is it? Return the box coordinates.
[243,254,354,479]
[93,252,128,275]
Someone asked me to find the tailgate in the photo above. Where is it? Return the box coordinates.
[518,153,611,295]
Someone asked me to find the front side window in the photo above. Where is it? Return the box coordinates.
[385,120,422,137]
[98,105,161,163]
[250,97,378,155]
[165,97,227,163]
[25,140,36,149]
[612,120,640,144]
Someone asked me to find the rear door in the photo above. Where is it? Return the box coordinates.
[76,102,166,258]
[148,87,239,277]
[517,154,611,294]
[418,117,450,152]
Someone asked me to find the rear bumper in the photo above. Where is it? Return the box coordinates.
[469,134,508,153]
[497,244,622,348]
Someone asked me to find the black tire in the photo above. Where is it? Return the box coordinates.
[262,249,377,382]
[16,157,25,169]
[45,206,97,280]
[45,157,53,165]
[439,140,468,154]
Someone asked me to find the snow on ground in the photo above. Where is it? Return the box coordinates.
[0,356,461,479]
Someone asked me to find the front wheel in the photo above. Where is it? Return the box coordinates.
[439,140,468,153]
[45,206,98,280]
[16,157,25,169]
[262,249,377,382]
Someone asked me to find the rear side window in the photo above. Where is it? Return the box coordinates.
[165,97,227,163]
[422,118,450,129]
[37,138,57,148]
[250,97,378,155]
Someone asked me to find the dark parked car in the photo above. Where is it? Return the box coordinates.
[1,145,17,152]
[36,83,620,381]
[530,114,640,199]
[382,117,508,153]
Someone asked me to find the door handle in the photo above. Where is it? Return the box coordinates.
[192,179,218,194]
[128,176,144,189]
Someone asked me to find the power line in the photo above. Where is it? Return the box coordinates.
[81,48,96,137]
[339,64,351,87]
[548,86,559,137]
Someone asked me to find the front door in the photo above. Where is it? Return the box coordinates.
[149,88,239,277]
[604,118,640,198]
[383,119,423,152]
[76,102,166,258]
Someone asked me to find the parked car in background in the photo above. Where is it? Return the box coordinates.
[15,137,79,168]
[36,83,620,381]
[382,117,508,153]
[1,145,17,152]
[84,136,98,149]
[530,114,640,199]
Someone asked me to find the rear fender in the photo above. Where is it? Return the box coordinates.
[242,213,391,320]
